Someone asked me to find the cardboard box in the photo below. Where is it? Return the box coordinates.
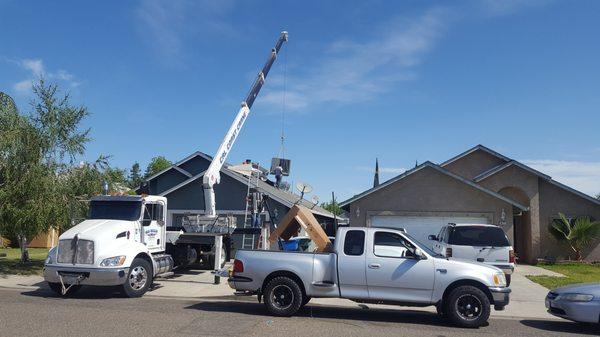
[268,205,333,252]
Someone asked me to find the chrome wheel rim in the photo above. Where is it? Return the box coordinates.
[272,285,294,310]
[129,266,148,290]
[456,294,482,320]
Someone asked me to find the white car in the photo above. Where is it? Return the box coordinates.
[428,224,515,285]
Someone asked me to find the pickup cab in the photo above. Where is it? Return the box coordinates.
[229,227,510,328]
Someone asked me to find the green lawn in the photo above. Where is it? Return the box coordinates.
[0,248,49,275]
[526,263,600,289]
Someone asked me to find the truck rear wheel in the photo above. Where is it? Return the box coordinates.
[444,285,491,328]
[48,282,81,297]
[263,276,304,317]
[121,258,153,298]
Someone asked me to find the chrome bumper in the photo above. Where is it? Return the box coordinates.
[492,264,515,275]
[43,265,129,286]
[489,286,511,307]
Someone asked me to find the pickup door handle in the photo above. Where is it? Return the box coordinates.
[368,263,381,269]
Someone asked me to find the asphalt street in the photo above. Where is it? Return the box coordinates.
[0,287,597,337]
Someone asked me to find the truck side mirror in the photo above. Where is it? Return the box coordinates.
[428,235,438,241]
[413,248,426,260]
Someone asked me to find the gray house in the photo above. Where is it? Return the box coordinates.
[139,151,337,251]
[340,145,600,263]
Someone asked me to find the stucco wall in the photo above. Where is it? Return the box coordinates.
[538,180,600,261]
[348,166,515,242]
[443,150,508,181]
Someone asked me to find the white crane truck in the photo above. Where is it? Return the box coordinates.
[43,31,288,297]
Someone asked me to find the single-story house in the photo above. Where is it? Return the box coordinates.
[138,151,337,252]
[340,145,600,263]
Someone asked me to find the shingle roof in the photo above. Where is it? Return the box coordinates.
[339,161,529,211]
[154,152,337,219]
[440,144,511,167]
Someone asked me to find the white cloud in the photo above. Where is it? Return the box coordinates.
[260,7,450,112]
[478,0,554,16]
[11,59,81,95]
[520,159,600,197]
[134,0,234,63]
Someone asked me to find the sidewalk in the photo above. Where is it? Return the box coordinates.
[0,265,561,320]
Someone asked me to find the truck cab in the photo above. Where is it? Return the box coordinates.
[44,195,173,297]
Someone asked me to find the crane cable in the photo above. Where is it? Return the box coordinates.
[278,44,287,160]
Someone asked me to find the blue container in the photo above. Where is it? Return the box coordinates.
[281,240,299,251]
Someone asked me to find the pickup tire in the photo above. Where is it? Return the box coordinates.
[121,258,153,298]
[48,282,81,296]
[444,285,490,328]
[263,276,304,317]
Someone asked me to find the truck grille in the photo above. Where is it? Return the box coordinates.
[57,239,94,264]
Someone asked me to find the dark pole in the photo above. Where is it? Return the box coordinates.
[332,191,338,234]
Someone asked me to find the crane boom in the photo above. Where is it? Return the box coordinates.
[202,31,288,218]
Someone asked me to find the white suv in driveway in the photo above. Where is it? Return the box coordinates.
[428,224,515,285]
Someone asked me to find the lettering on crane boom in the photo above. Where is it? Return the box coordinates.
[219,108,248,165]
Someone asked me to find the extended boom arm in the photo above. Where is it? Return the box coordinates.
[202,31,288,218]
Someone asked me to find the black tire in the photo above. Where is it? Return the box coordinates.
[121,258,153,298]
[444,285,491,328]
[505,274,511,287]
[301,296,311,307]
[48,282,81,296]
[263,276,304,317]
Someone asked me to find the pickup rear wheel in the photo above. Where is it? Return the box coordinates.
[121,258,153,298]
[444,285,490,328]
[263,276,303,316]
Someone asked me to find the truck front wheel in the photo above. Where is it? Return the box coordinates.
[121,258,153,298]
[444,285,491,328]
[263,276,304,317]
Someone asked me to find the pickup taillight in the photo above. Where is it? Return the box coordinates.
[233,259,244,274]
[446,247,453,257]
[509,249,516,264]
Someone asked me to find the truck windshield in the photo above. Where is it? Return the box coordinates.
[448,226,510,247]
[89,200,142,221]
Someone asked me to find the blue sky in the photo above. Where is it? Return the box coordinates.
[1,0,600,202]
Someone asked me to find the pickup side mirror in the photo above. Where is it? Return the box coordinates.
[413,248,426,260]
[428,235,438,241]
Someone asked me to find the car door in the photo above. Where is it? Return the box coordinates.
[337,229,369,299]
[142,202,163,253]
[366,230,435,303]
[432,226,445,254]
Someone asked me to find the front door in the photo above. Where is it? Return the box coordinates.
[366,230,435,303]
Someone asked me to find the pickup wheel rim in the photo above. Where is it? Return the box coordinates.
[455,294,482,321]
[271,284,294,310]
[129,266,148,290]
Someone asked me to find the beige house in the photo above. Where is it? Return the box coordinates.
[341,145,600,263]
[1,228,58,249]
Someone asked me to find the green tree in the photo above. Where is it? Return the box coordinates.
[0,80,91,262]
[549,213,600,261]
[144,156,171,179]
[321,200,342,216]
[128,162,143,189]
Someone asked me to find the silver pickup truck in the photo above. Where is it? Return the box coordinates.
[229,227,510,328]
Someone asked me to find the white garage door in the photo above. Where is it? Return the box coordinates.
[370,215,490,249]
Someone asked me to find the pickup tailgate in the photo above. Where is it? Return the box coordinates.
[229,250,338,298]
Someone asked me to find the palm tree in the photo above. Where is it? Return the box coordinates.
[549,213,600,260]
